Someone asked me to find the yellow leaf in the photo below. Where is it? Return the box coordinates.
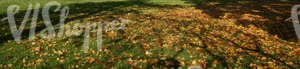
[36,59,44,63]
[257,66,263,69]
[7,64,12,67]
[192,60,197,65]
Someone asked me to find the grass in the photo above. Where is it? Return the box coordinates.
[0,0,300,68]
[0,0,188,14]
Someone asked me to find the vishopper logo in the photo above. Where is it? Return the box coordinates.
[1,1,130,53]
[286,5,300,40]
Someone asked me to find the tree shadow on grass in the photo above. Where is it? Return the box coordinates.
[0,0,179,45]
[189,31,297,68]
[183,0,300,41]
[142,9,299,68]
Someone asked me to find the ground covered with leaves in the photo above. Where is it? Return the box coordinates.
[0,0,300,69]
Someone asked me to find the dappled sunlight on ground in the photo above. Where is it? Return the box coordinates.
[186,0,300,41]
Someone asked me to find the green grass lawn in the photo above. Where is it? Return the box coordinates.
[0,0,188,14]
[0,0,299,68]
[0,0,123,14]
